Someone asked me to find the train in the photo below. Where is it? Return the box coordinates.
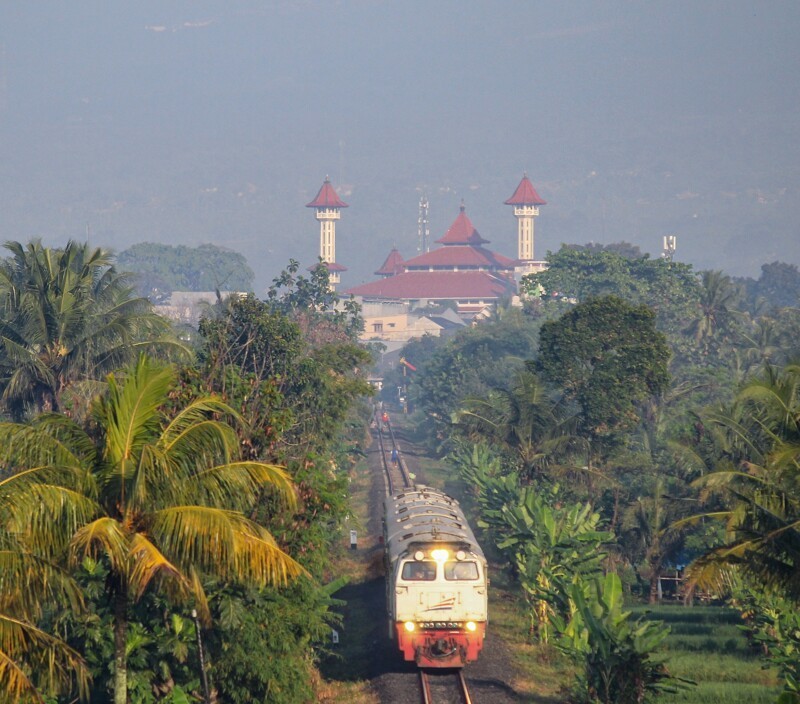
[383,485,488,668]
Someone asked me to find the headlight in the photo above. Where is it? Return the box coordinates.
[431,548,449,562]
[404,621,416,632]
[466,621,477,632]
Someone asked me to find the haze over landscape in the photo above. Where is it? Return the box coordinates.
[1,1,798,292]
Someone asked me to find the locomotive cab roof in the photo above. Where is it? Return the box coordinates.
[383,485,485,561]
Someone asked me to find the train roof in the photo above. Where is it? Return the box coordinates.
[383,485,485,561]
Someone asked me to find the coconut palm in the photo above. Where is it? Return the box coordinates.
[685,362,800,599]
[686,269,740,358]
[0,239,184,419]
[0,541,90,703]
[0,356,303,704]
[453,368,577,480]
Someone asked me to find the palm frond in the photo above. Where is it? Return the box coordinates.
[3,484,100,558]
[128,533,186,600]
[69,517,128,573]
[0,612,89,704]
[190,461,296,511]
[0,549,84,620]
[149,506,305,587]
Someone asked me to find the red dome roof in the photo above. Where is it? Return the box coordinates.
[375,248,405,276]
[436,205,489,245]
[306,177,349,208]
[504,174,546,206]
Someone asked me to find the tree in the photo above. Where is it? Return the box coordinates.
[0,240,183,419]
[752,261,800,312]
[557,573,681,704]
[494,485,612,643]
[686,270,741,360]
[686,362,800,600]
[537,296,671,462]
[116,243,255,297]
[0,542,89,703]
[0,357,303,704]
[408,313,541,450]
[454,368,576,481]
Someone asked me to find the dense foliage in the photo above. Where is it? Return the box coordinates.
[408,244,800,700]
[0,240,181,420]
[117,243,255,300]
[0,243,371,703]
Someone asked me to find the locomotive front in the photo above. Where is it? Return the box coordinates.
[383,487,488,668]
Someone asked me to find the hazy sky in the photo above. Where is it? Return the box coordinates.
[1,1,799,291]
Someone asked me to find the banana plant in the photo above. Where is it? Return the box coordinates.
[495,485,612,643]
[557,573,690,704]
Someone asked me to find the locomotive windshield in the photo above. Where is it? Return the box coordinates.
[401,561,437,581]
[444,561,479,581]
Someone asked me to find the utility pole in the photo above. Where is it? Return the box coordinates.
[192,609,211,704]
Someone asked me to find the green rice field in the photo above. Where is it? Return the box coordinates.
[630,604,781,704]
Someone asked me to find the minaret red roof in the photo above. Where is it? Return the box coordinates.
[504,174,546,206]
[309,261,348,273]
[436,204,489,245]
[306,177,349,208]
[375,248,405,276]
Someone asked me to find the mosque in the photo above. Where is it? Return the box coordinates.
[305,174,548,345]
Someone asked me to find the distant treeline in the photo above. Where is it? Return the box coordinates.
[117,242,255,300]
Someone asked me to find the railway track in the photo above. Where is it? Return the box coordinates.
[420,669,473,704]
[377,410,478,702]
[375,410,411,493]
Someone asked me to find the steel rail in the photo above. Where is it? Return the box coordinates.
[457,670,473,704]
[419,670,432,704]
[418,670,473,704]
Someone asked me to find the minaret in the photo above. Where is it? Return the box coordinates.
[504,173,547,268]
[306,176,348,287]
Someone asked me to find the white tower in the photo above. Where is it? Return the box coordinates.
[306,176,348,287]
[505,173,547,265]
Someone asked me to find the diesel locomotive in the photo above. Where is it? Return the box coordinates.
[383,485,488,668]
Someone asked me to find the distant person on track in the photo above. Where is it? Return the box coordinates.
[382,411,390,428]
[391,448,398,465]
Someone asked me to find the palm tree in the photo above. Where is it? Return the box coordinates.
[0,541,90,703]
[685,362,800,599]
[454,369,576,481]
[0,356,303,704]
[686,270,740,358]
[0,239,184,419]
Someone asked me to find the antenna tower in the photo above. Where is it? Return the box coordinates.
[662,235,677,262]
[418,190,430,253]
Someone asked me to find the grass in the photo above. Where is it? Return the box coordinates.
[629,603,780,702]
[316,436,382,703]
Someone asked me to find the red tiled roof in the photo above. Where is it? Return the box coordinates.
[436,205,489,245]
[345,270,515,300]
[504,174,546,206]
[306,177,349,208]
[375,248,405,276]
[309,261,348,272]
[403,245,516,270]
